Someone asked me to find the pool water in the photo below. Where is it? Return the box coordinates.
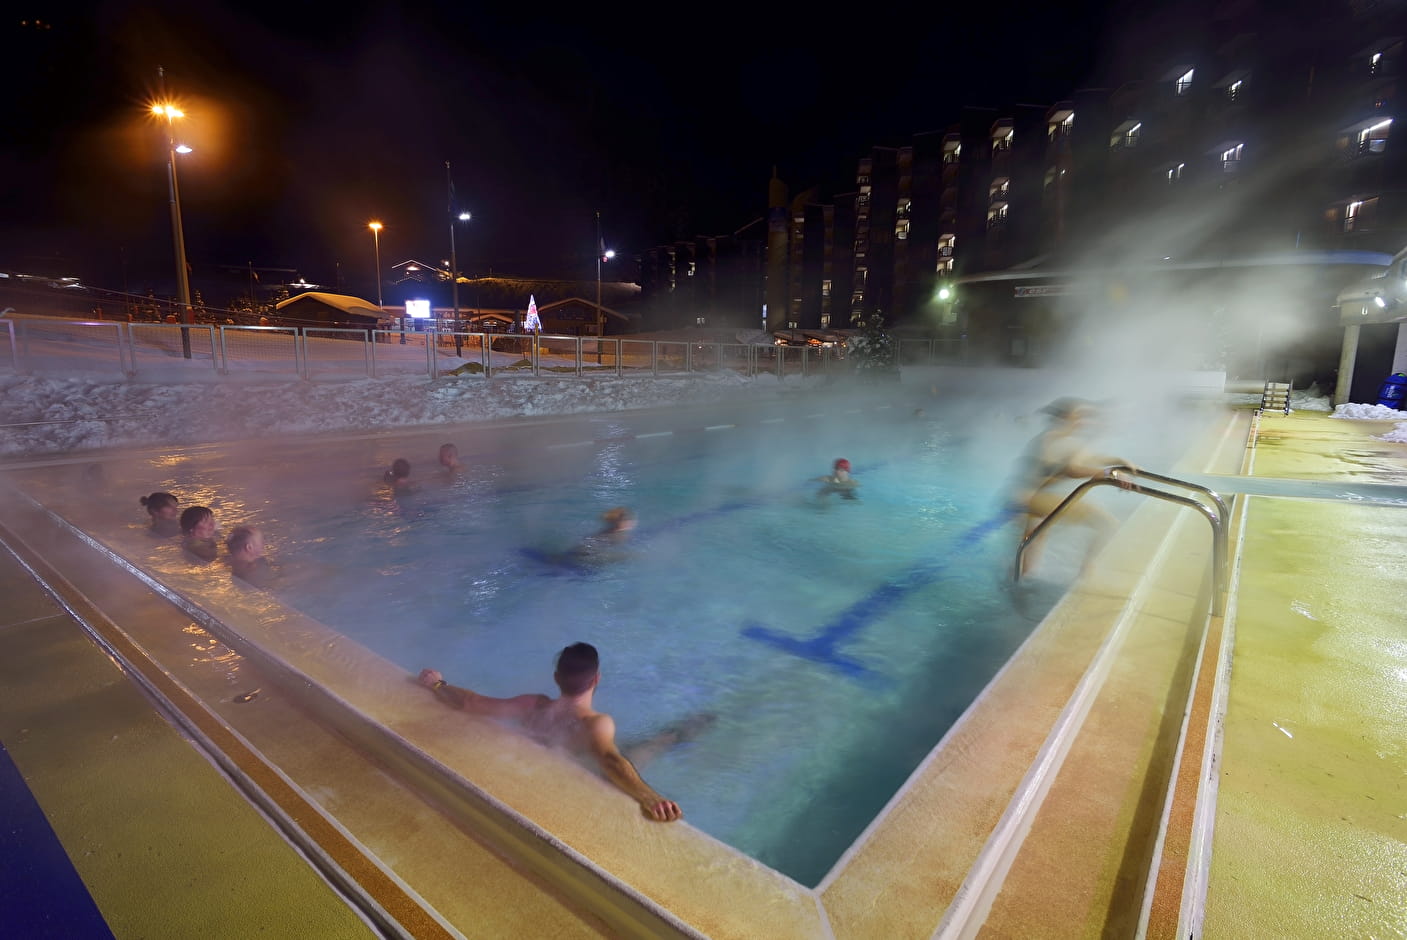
[261,405,1086,885]
[17,391,1200,886]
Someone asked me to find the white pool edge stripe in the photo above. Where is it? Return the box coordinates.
[932,511,1188,939]
[1134,408,1246,937]
[1174,413,1257,938]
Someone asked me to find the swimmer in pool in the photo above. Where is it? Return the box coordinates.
[438,443,464,477]
[417,642,691,822]
[814,458,860,500]
[225,525,277,588]
[566,507,636,565]
[383,458,413,490]
[140,491,181,537]
[179,506,218,563]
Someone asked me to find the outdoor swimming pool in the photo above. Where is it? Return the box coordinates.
[12,388,1208,886]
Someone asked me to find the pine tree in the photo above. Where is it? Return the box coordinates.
[847,312,899,379]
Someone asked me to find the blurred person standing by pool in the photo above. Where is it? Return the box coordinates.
[417,642,686,822]
[1009,398,1136,578]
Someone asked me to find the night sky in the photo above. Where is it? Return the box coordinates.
[2,0,1138,299]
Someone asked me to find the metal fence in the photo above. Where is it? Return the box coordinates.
[0,314,967,383]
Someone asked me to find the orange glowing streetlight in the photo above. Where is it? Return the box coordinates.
[151,68,194,357]
[368,221,384,309]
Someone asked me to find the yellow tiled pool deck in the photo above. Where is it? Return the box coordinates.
[1,406,1404,938]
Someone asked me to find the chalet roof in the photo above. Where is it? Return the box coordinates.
[275,291,384,316]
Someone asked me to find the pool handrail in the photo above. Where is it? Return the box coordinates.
[1014,466,1229,617]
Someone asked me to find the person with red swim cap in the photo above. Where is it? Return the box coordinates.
[813,457,860,500]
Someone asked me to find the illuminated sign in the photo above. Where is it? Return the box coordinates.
[405,299,431,319]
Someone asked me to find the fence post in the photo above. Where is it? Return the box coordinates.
[217,326,229,375]
[426,328,437,379]
[576,336,583,377]
[0,319,15,373]
[651,341,658,376]
[614,339,622,377]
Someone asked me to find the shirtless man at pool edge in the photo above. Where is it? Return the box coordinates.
[417,642,683,822]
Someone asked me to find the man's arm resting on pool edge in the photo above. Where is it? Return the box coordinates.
[585,713,682,822]
[416,668,547,720]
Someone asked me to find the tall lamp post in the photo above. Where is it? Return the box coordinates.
[369,220,395,343]
[152,76,193,358]
[446,161,471,354]
[595,210,614,364]
[368,221,384,308]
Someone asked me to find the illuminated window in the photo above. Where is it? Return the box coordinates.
[989,176,1010,201]
[821,279,832,297]
[895,219,910,240]
[987,203,1009,229]
[1167,162,1186,182]
[1358,118,1392,154]
[937,233,956,258]
[1371,51,1383,75]
[1176,68,1194,95]
[1110,119,1142,149]
[992,128,1014,152]
[1344,197,1378,232]
[1047,110,1074,138]
[1221,144,1243,172]
[1227,79,1243,101]
[695,316,706,326]
[942,138,962,164]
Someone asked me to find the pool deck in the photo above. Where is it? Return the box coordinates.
[1,406,1405,937]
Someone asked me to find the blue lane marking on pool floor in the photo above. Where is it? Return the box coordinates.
[0,740,114,938]
[742,510,1017,679]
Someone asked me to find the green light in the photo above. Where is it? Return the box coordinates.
[937,287,952,301]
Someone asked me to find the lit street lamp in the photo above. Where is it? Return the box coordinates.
[151,73,194,358]
[595,210,614,363]
[368,221,384,308]
[446,161,471,353]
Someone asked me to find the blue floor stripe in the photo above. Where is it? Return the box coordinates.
[743,509,1017,678]
[0,740,113,938]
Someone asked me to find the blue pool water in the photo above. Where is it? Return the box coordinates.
[28,389,1204,886]
[258,401,1093,885]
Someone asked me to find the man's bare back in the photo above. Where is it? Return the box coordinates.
[416,645,683,822]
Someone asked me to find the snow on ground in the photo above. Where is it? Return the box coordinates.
[1331,401,1407,441]
[0,370,792,458]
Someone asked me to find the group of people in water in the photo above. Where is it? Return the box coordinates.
[139,491,274,586]
[133,396,1133,824]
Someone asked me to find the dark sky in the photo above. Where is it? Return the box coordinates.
[1,0,1130,298]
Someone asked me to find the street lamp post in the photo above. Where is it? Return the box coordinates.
[370,221,396,343]
[595,210,614,364]
[447,161,471,355]
[152,72,193,359]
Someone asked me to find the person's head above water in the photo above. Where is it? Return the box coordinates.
[1040,397,1098,425]
[833,458,851,473]
[180,506,215,539]
[554,642,600,695]
[225,525,264,559]
[140,491,179,519]
[438,444,461,468]
[601,506,635,532]
[384,458,411,483]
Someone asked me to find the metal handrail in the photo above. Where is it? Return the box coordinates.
[1014,466,1229,616]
